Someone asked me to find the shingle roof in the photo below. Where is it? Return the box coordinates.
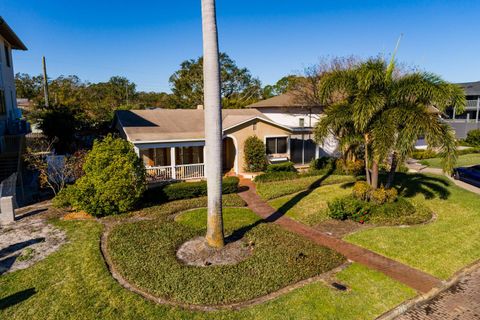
[115,109,289,142]
[0,17,27,50]
[247,92,320,108]
[456,81,480,96]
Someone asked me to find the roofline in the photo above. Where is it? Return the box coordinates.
[131,138,206,144]
[223,116,293,132]
[0,17,27,50]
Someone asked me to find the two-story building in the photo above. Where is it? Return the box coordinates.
[0,17,28,181]
[444,81,480,139]
[247,92,338,165]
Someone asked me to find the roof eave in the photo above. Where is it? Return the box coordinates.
[0,17,28,50]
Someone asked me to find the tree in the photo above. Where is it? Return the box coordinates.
[15,73,43,100]
[314,57,465,189]
[262,75,300,98]
[202,0,225,248]
[169,53,263,109]
[54,136,146,216]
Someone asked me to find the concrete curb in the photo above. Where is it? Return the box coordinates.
[376,259,480,319]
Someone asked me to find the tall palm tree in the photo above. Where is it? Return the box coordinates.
[201,0,224,248]
[315,58,465,189]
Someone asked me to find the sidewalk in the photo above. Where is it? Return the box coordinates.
[238,178,442,294]
[396,265,480,319]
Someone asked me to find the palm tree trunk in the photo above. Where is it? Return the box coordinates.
[201,0,224,248]
[364,135,371,185]
[371,160,379,189]
[386,152,398,189]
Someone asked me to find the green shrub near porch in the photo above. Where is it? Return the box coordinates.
[160,176,240,201]
[266,161,297,173]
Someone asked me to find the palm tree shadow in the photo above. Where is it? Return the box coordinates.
[226,170,334,243]
[387,173,451,200]
[0,288,36,310]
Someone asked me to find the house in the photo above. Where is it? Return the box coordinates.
[247,92,338,165]
[114,108,294,182]
[0,17,29,181]
[444,81,480,139]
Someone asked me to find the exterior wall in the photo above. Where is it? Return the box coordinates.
[0,34,20,137]
[224,119,291,174]
[253,106,323,128]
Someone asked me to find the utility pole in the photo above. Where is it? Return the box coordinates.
[42,56,49,107]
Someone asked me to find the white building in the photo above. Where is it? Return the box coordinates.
[0,17,28,181]
[247,92,338,165]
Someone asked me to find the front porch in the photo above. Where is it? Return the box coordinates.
[136,142,206,183]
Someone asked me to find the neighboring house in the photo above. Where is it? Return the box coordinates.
[114,108,294,182]
[247,92,338,165]
[444,81,480,139]
[0,17,29,181]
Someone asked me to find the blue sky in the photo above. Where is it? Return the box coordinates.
[2,0,479,92]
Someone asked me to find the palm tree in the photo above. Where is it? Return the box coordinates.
[315,58,465,189]
[201,0,225,248]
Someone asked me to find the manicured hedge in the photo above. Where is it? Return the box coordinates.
[254,171,299,183]
[266,161,297,173]
[161,176,240,201]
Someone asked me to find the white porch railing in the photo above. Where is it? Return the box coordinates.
[146,163,205,182]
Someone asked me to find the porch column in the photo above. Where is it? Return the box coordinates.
[170,147,176,179]
[476,98,480,123]
[203,145,207,177]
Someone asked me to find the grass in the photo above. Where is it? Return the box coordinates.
[0,218,415,319]
[108,208,345,305]
[420,153,480,168]
[269,183,352,226]
[346,173,480,279]
[256,174,355,200]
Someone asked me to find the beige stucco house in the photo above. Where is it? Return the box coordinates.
[114,108,293,182]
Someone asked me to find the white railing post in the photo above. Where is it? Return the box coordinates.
[170,147,176,180]
[476,98,480,123]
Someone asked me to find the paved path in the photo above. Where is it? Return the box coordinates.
[396,266,480,319]
[406,160,480,195]
[238,179,442,294]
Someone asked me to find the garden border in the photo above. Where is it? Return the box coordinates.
[99,210,351,312]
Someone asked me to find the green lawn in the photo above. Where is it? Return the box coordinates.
[0,204,415,319]
[108,207,344,305]
[256,174,355,200]
[420,153,480,168]
[345,173,480,279]
[268,183,352,226]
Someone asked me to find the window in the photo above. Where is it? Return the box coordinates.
[0,90,6,115]
[266,137,288,154]
[175,146,204,165]
[299,118,305,127]
[4,44,10,68]
[140,148,171,167]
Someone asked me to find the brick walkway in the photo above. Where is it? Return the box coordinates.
[396,266,480,319]
[238,179,442,293]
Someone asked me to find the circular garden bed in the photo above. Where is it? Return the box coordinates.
[106,207,344,305]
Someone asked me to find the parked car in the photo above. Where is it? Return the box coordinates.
[453,165,480,187]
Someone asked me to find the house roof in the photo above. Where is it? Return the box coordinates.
[0,17,27,50]
[115,108,290,143]
[247,92,321,109]
[456,81,480,96]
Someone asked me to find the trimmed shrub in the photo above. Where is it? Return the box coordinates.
[54,135,146,216]
[465,129,480,147]
[385,188,398,203]
[369,198,432,225]
[161,177,240,201]
[328,196,371,222]
[310,157,334,171]
[266,161,297,173]
[244,136,268,172]
[369,187,398,205]
[352,181,371,201]
[411,149,438,160]
[254,171,299,183]
[340,159,365,176]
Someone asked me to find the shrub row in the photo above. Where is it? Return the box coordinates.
[327,195,431,225]
[158,176,240,201]
[266,161,297,173]
[310,157,365,176]
[412,147,480,160]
